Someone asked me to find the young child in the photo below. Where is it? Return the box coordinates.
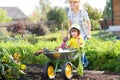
[66,23,89,67]
[55,23,84,50]
[67,23,84,49]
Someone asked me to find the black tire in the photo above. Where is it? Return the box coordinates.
[61,62,73,80]
[43,62,55,80]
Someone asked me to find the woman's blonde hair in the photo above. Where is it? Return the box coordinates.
[69,0,80,2]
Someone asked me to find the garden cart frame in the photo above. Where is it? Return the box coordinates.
[41,48,82,80]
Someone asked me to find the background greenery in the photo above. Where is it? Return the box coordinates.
[0,30,120,73]
[0,8,12,22]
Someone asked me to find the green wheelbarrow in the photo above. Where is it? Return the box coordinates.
[41,48,80,80]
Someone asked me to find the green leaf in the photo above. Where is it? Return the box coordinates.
[77,63,83,76]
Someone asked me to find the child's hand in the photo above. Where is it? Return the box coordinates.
[34,49,44,56]
[63,36,68,42]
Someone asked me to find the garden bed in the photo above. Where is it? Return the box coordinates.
[19,64,120,80]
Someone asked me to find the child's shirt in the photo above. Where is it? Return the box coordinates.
[68,36,84,49]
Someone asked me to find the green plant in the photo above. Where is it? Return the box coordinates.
[90,19,100,31]
[0,49,26,79]
[0,30,120,73]
[85,37,120,72]
[0,8,12,22]
[47,7,69,31]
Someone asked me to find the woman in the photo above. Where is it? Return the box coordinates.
[68,0,91,39]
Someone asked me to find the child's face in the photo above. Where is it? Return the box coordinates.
[70,29,79,38]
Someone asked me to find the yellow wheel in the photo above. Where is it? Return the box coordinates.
[61,62,73,80]
[43,63,55,79]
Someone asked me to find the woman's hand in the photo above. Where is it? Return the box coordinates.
[87,35,91,39]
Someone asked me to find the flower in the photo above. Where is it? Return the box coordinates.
[20,64,27,70]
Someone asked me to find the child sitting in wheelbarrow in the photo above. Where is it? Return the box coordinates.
[59,23,89,75]
[66,23,89,68]
[54,23,89,67]
[34,23,89,75]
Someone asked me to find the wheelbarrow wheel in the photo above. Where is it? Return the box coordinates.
[43,62,55,79]
[61,62,73,80]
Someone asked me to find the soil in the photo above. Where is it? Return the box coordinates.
[19,64,120,80]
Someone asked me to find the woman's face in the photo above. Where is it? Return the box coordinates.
[69,1,80,10]
[70,29,79,38]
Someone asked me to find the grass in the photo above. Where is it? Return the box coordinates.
[91,30,117,41]
[36,30,117,41]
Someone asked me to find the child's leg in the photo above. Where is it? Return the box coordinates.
[82,52,89,67]
[81,53,85,64]
[81,37,89,67]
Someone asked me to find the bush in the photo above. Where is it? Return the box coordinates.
[0,8,12,22]
[26,21,49,36]
[85,37,120,72]
[0,49,26,79]
[90,19,100,31]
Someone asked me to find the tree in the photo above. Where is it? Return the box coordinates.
[0,8,12,22]
[29,11,40,22]
[83,3,102,30]
[83,3,102,21]
[103,0,111,18]
[37,0,51,20]
[47,7,69,31]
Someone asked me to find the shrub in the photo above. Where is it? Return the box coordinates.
[0,49,26,79]
[90,19,100,31]
[26,21,49,36]
[0,8,12,22]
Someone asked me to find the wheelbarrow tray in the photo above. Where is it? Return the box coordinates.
[44,50,77,60]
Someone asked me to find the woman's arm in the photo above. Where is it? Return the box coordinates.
[78,36,84,47]
[82,9,91,39]
[86,19,91,39]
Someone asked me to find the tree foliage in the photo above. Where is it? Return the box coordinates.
[47,7,69,30]
[83,3,102,30]
[103,0,111,18]
[37,0,51,20]
[0,8,12,22]
[83,3,102,20]
[29,11,41,22]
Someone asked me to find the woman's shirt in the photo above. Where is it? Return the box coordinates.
[68,8,90,39]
